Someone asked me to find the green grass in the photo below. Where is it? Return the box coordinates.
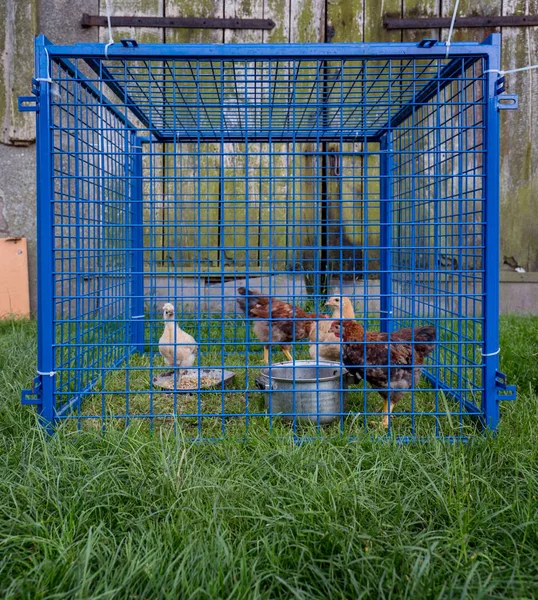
[1,316,538,599]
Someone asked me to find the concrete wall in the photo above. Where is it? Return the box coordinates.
[500,272,538,314]
[1,0,537,315]
[0,0,98,313]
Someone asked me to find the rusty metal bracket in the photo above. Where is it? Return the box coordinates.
[384,15,538,30]
[81,14,275,31]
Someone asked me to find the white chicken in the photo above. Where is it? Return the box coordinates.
[308,296,356,362]
[158,303,197,379]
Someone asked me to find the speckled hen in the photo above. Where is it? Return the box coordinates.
[329,319,436,427]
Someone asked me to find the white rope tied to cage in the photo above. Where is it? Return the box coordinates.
[35,47,53,83]
[481,348,500,357]
[36,370,57,377]
[445,0,460,58]
[104,0,115,59]
[35,47,61,98]
[485,64,538,77]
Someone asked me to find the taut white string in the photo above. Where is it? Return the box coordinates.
[104,0,115,60]
[445,0,460,58]
[485,64,538,77]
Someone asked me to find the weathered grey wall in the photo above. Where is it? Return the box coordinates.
[0,0,98,312]
[1,0,537,314]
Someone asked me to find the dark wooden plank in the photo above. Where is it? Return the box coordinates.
[83,14,274,30]
[385,15,538,29]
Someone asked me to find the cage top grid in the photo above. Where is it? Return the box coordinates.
[42,35,500,143]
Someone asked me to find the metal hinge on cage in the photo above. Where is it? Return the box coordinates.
[495,371,516,402]
[21,376,43,406]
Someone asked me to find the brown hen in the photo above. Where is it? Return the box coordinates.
[237,287,326,364]
[329,319,436,427]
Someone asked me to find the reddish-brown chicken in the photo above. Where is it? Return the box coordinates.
[237,287,327,364]
[329,319,436,427]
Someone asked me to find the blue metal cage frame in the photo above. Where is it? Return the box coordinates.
[21,33,516,439]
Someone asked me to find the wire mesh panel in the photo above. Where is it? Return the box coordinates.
[22,35,515,439]
[47,57,136,420]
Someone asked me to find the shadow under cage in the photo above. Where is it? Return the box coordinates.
[21,34,516,439]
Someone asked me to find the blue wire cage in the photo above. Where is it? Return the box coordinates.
[21,34,516,439]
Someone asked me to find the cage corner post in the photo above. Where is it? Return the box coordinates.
[482,41,503,429]
[33,35,56,429]
[130,135,145,354]
[379,132,393,333]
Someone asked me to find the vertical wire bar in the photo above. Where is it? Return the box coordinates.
[148,136,155,431]
[408,59,418,435]
[456,66,465,434]
[483,42,502,429]
[147,137,156,426]
[243,59,250,433]
[97,60,105,431]
[433,63,442,437]
[361,59,369,425]
[380,132,394,431]
[35,37,56,429]
[171,133,179,426]
[338,59,346,433]
[196,59,203,437]
[73,63,83,416]
[131,136,145,354]
[379,140,393,334]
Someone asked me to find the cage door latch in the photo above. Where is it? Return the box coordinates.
[22,376,43,405]
[495,371,516,402]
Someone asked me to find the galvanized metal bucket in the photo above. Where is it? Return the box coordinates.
[256,360,348,424]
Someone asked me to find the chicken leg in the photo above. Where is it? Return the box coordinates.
[282,348,293,362]
[382,397,394,428]
[264,345,269,365]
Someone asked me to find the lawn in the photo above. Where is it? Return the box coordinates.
[1,315,537,599]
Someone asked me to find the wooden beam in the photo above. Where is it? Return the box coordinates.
[384,15,538,29]
[82,14,274,30]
